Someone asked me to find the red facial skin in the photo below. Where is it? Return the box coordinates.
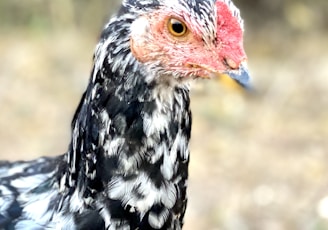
[130,1,247,78]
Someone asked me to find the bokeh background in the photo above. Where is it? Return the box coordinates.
[0,0,327,229]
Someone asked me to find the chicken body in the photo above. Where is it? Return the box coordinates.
[0,0,249,229]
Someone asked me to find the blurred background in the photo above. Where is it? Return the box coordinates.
[0,0,327,229]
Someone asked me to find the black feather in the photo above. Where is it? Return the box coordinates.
[0,0,246,229]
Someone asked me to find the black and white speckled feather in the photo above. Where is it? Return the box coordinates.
[0,0,248,229]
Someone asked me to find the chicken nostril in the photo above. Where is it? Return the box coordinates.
[223,58,238,70]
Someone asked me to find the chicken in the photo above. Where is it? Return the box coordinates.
[0,0,250,229]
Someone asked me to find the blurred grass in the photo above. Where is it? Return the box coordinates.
[0,0,328,229]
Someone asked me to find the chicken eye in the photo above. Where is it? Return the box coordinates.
[167,18,187,37]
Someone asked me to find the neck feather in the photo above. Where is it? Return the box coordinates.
[57,10,192,228]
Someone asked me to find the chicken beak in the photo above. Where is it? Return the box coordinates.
[224,62,251,89]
